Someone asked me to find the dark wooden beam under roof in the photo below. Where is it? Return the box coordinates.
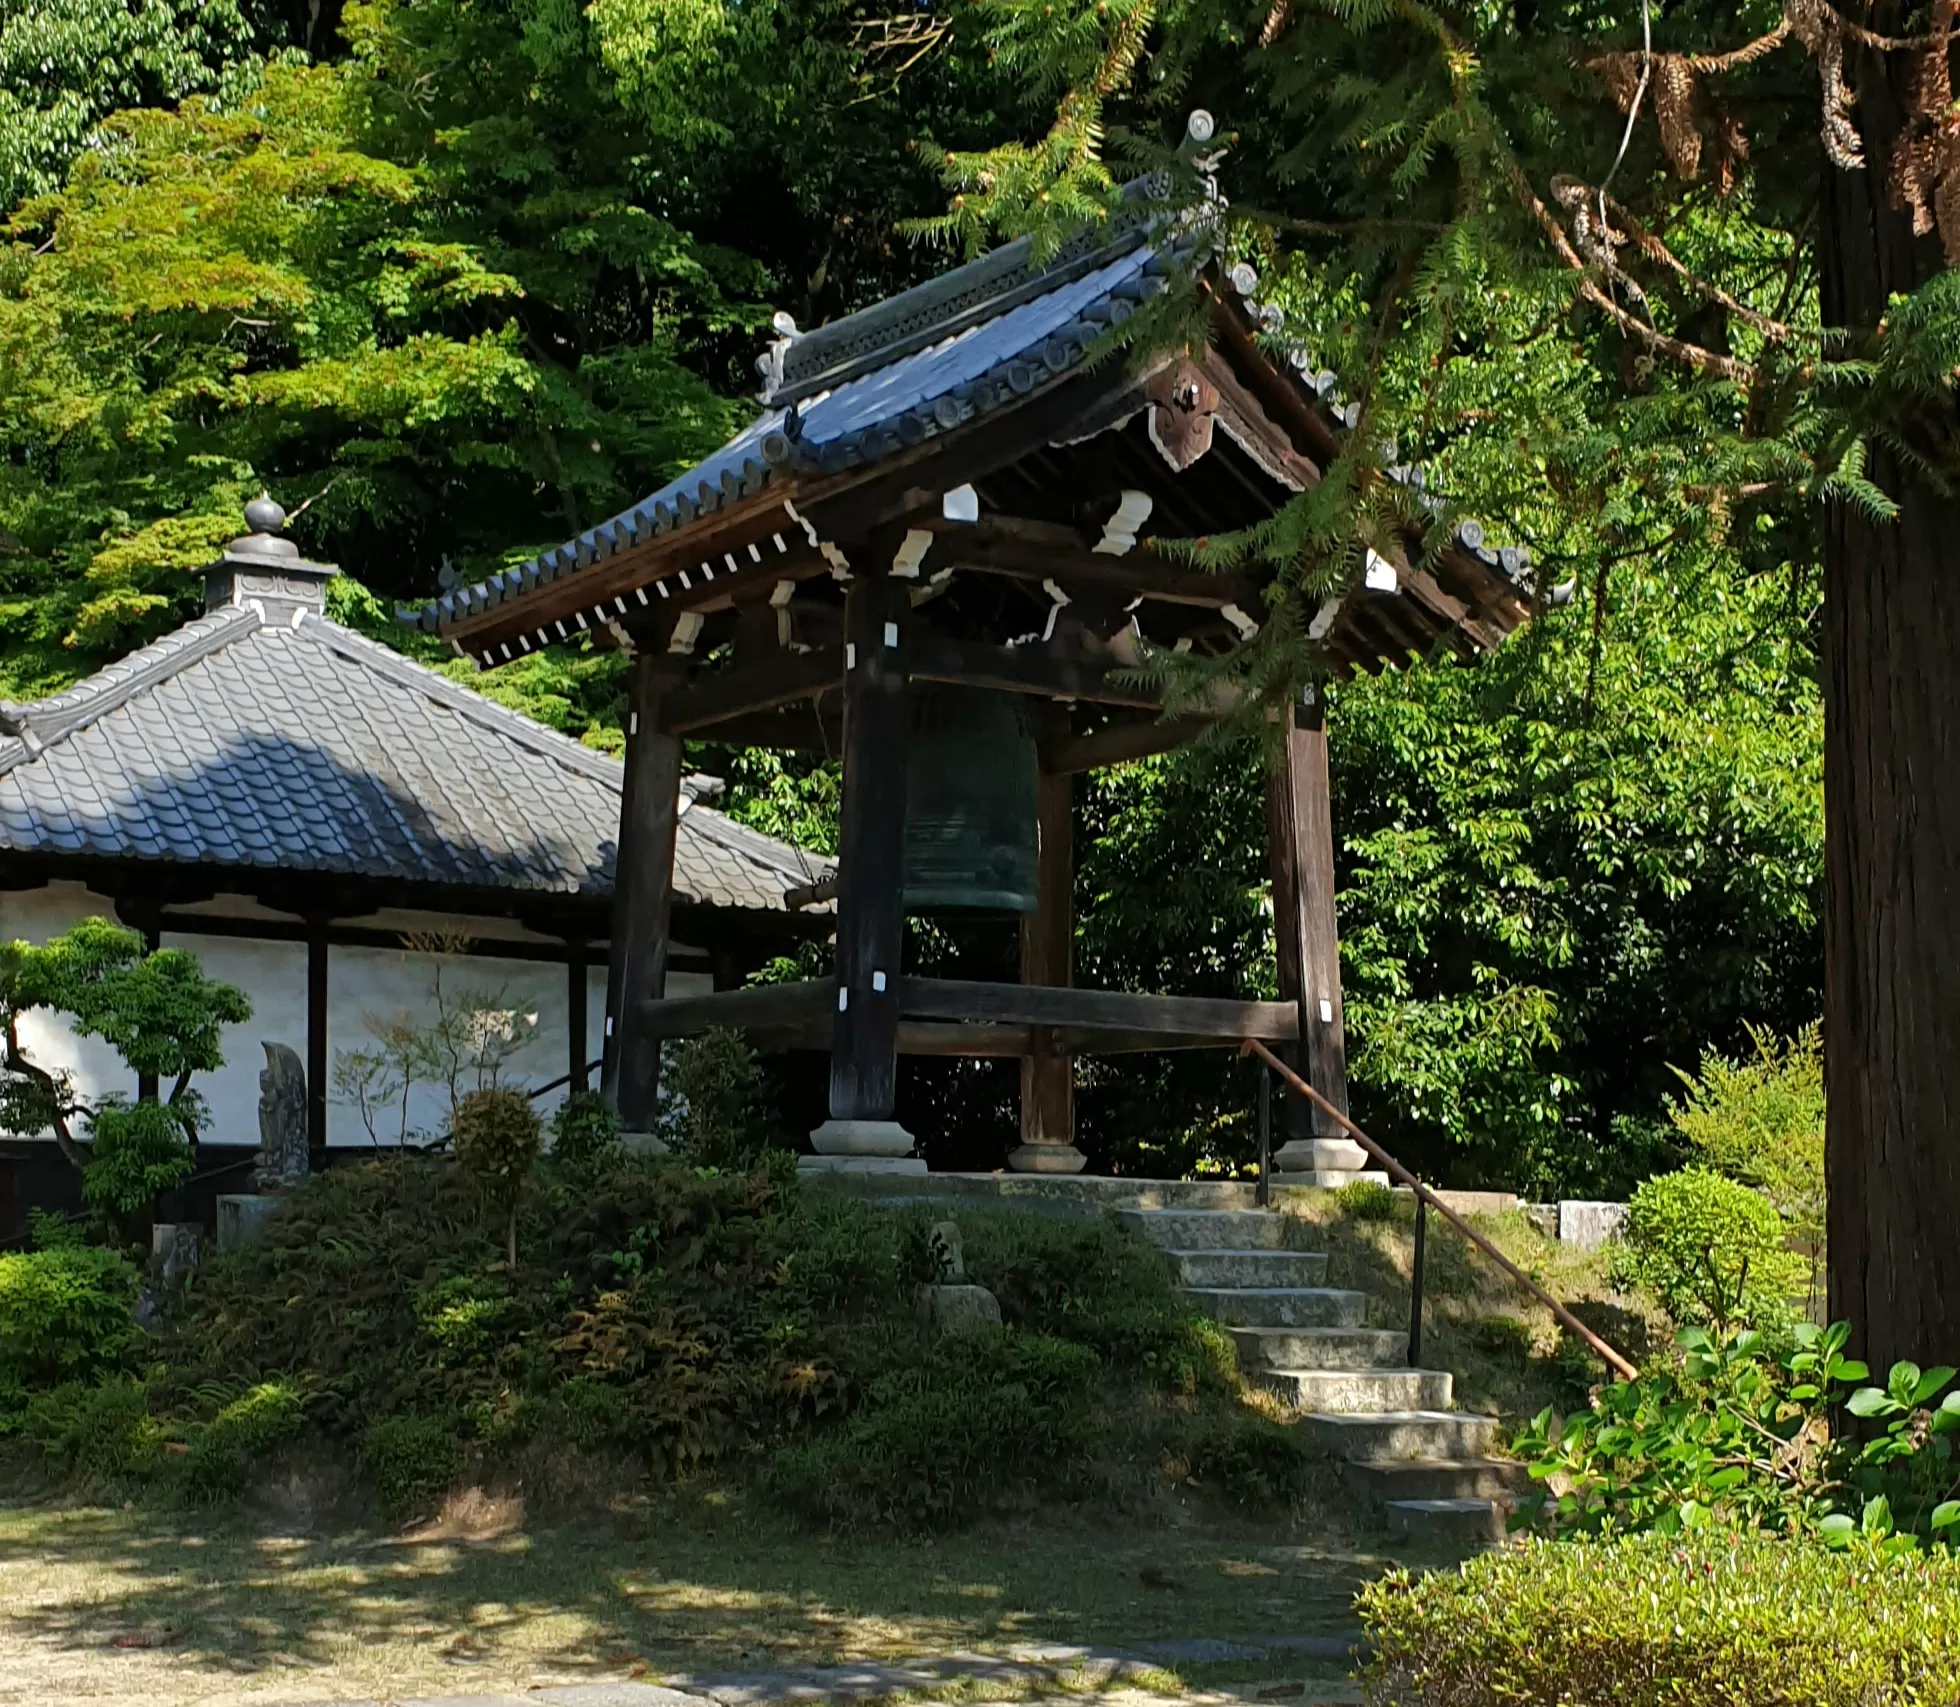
[661,648,843,735]
[925,515,1260,609]
[1040,714,1216,775]
[910,633,1163,709]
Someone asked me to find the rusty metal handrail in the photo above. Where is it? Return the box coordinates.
[1242,1037,1639,1382]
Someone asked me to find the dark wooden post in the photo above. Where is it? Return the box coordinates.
[811,567,918,1163]
[603,651,686,1132]
[1011,753,1085,1172]
[566,939,589,1093]
[1267,683,1351,1153]
[306,916,329,1163]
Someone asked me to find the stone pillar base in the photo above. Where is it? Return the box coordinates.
[809,1118,916,1157]
[1006,1142,1088,1175]
[1273,1136,1388,1190]
[619,1130,672,1157]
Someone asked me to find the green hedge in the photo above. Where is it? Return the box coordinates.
[1357,1531,1960,1705]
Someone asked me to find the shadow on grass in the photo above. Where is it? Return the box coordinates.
[0,1476,1383,1702]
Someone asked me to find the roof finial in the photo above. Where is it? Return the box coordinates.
[1185,109,1215,145]
[244,491,287,536]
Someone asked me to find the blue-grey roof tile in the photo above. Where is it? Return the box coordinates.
[0,605,831,909]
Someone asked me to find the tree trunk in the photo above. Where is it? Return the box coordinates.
[1821,40,1960,1370]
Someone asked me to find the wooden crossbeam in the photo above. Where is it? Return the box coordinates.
[899,976,1298,1040]
[930,516,1259,609]
[640,979,833,1035]
[910,634,1163,708]
[1041,715,1215,774]
[660,649,842,734]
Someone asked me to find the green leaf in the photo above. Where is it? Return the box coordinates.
[1847,1387,1898,1418]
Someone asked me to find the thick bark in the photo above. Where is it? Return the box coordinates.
[1821,42,1960,1369]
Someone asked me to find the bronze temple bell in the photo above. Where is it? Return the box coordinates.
[901,686,1039,913]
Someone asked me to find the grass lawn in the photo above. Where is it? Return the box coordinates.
[0,1488,1389,1707]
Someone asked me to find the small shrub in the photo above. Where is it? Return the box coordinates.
[1614,1167,1804,1331]
[1471,1314,1534,1359]
[555,1377,633,1449]
[1187,1412,1312,1509]
[549,1090,621,1170]
[24,1377,161,1478]
[0,1243,139,1420]
[1334,1178,1398,1221]
[764,1327,1100,1532]
[181,1380,306,1501]
[1358,1530,1960,1706]
[664,1028,774,1167]
[81,1096,197,1214]
[451,1088,542,1271]
[360,1414,462,1519]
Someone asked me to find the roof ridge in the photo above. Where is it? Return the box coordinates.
[0,604,263,772]
[291,614,648,796]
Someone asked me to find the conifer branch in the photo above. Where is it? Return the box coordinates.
[1501,156,1756,387]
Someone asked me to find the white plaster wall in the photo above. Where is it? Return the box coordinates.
[3,883,720,1149]
[0,882,133,1125]
[160,931,306,1148]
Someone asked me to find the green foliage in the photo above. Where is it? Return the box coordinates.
[180,1379,306,1501]
[1616,1168,1805,1332]
[1357,1531,1960,1707]
[0,0,269,209]
[359,1414,462,1519]
[663,1028,774,1168]
[763,1326,1101,1533]
[1186,1412,1312,1511]
[0,1243,138,1419]
[1333,1178,1398,1222]
[1515,1320,1960,1554]
[23,1377,161,1479]
[549,1090,622,1171]
[0,919,248,1209]
[155,1155,1255,1529]
[81,1097,198,1214]
[1670,1024,1825,1283]
[449,1087,542,1269]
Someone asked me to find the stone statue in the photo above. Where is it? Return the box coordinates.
[255,1041,310,1190]
[916,1219,1000,1335]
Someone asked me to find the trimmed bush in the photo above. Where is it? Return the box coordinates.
[1358,1530,1960,1705]
[0,1244,138,1420]
[23,1377,161,1478]
[181,1379,306,1501]
[450,1088,542,1270]
[1614,1167,1805,1330]
[360,1414,462,1519]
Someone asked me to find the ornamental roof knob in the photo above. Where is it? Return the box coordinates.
[243,492,287,536]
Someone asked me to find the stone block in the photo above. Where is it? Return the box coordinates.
[1558,1200,1628,1250]
[915,1282,1003,1335]
[150,1222,201,1284]
[216,1194,283,1250]
[809,1118,915,1157]
[1522,1203,1559,1238]
[797,1155,927,1175]
[619,1130,673,1157]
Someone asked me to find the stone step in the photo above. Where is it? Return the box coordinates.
[1181,1286,1368,1328]
[1255,1367,1454,1414]
[1229,1325,1409,1371]
[1112,1207,1300,1251]
[1384,1497,1509,1546]
[1168,1249,1330,1289]
[1342,1457,1531,1503]
[1294,1410,1503,1463]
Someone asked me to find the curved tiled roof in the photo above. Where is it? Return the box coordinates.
[0,609,830,910]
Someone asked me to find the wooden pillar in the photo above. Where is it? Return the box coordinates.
[603,652,685,1132]
[1011,757,1086,1172]
[813,569,916,1160]
[306,916,329,1163]
[1267,683,1351,1155]
[566,939,589,1093]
